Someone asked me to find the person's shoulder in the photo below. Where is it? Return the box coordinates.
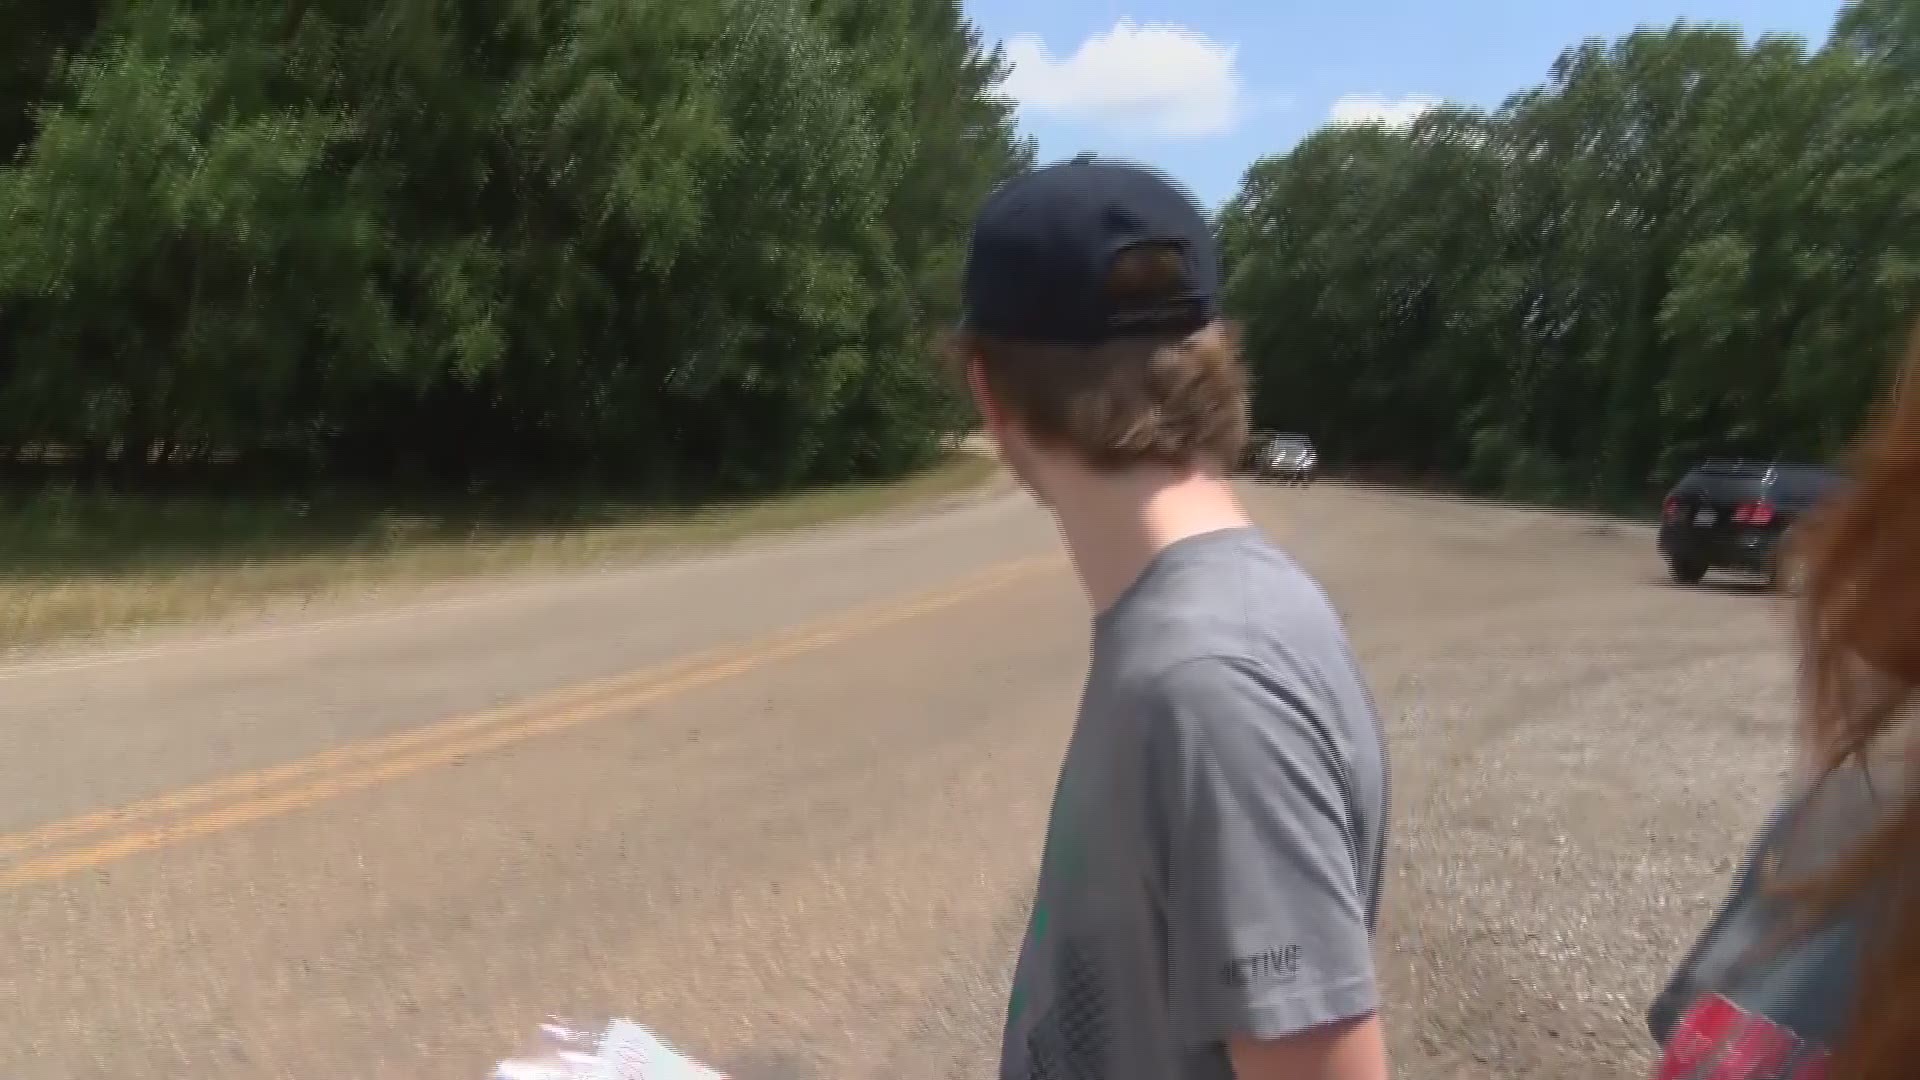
[1185,531,1351,639]
[1108,532,1346,651]
[1132,652,1320,748]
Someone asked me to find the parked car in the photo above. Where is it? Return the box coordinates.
[1658,459,1843,588]
[1255,434,1318,486]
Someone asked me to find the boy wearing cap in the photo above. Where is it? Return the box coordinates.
[954,159,1390,1080]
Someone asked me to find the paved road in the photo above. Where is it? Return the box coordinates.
[1,480,1800,1079]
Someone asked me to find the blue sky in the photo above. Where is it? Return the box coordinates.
[964,0,1848,208]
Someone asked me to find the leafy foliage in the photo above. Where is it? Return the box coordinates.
[0,0,1030,494]
[1221,0,1920,508]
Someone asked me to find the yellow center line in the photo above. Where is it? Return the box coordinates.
[0,668,665,860]
[0,555,1060,888]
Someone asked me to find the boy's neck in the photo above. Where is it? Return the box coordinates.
[1046,461,1254,616]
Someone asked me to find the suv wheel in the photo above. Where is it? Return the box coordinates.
[1668,557,1708,586]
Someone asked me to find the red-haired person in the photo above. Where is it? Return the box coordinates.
[1649,320,1920,1080]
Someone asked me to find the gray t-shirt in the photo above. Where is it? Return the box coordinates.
[1000,527,1389,1080]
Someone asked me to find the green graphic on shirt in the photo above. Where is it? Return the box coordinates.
[1009,771,1085,1024]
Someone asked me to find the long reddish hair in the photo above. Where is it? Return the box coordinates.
[1793,318,1920,1079]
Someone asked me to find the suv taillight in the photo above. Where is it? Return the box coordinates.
[1733,501,1776,527]
[1663,496,1682,521]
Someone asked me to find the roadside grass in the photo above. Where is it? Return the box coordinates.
[0,452,1001,650]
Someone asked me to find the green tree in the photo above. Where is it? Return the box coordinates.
[1223,1,1920,509]
[0,0,1027,494]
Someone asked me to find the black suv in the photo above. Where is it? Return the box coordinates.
[1658,460,1843,587]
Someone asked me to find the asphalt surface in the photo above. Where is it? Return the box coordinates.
[1,478,1800,1079]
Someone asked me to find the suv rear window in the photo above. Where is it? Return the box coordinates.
[1771,465,1843,497]
[1675,461,1840,502]
[1678,465,1762,498]
[1698,459,1771,478]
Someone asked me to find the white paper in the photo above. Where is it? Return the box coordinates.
[495,1018,724,1080]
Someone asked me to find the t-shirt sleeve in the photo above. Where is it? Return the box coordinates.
[1145,655,1379,1050]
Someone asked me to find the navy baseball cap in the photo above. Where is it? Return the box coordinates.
[961,157,1220,347]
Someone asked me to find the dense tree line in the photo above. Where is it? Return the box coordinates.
[0,0,1029,494]
[1221,0,1920,509]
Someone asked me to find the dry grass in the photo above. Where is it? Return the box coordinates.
[0,453,1002,650]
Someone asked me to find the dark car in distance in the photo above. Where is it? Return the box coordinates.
[1658,459,1843,588]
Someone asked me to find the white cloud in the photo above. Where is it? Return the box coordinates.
[1327,94,1440,130]
[999,19,1244,138]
